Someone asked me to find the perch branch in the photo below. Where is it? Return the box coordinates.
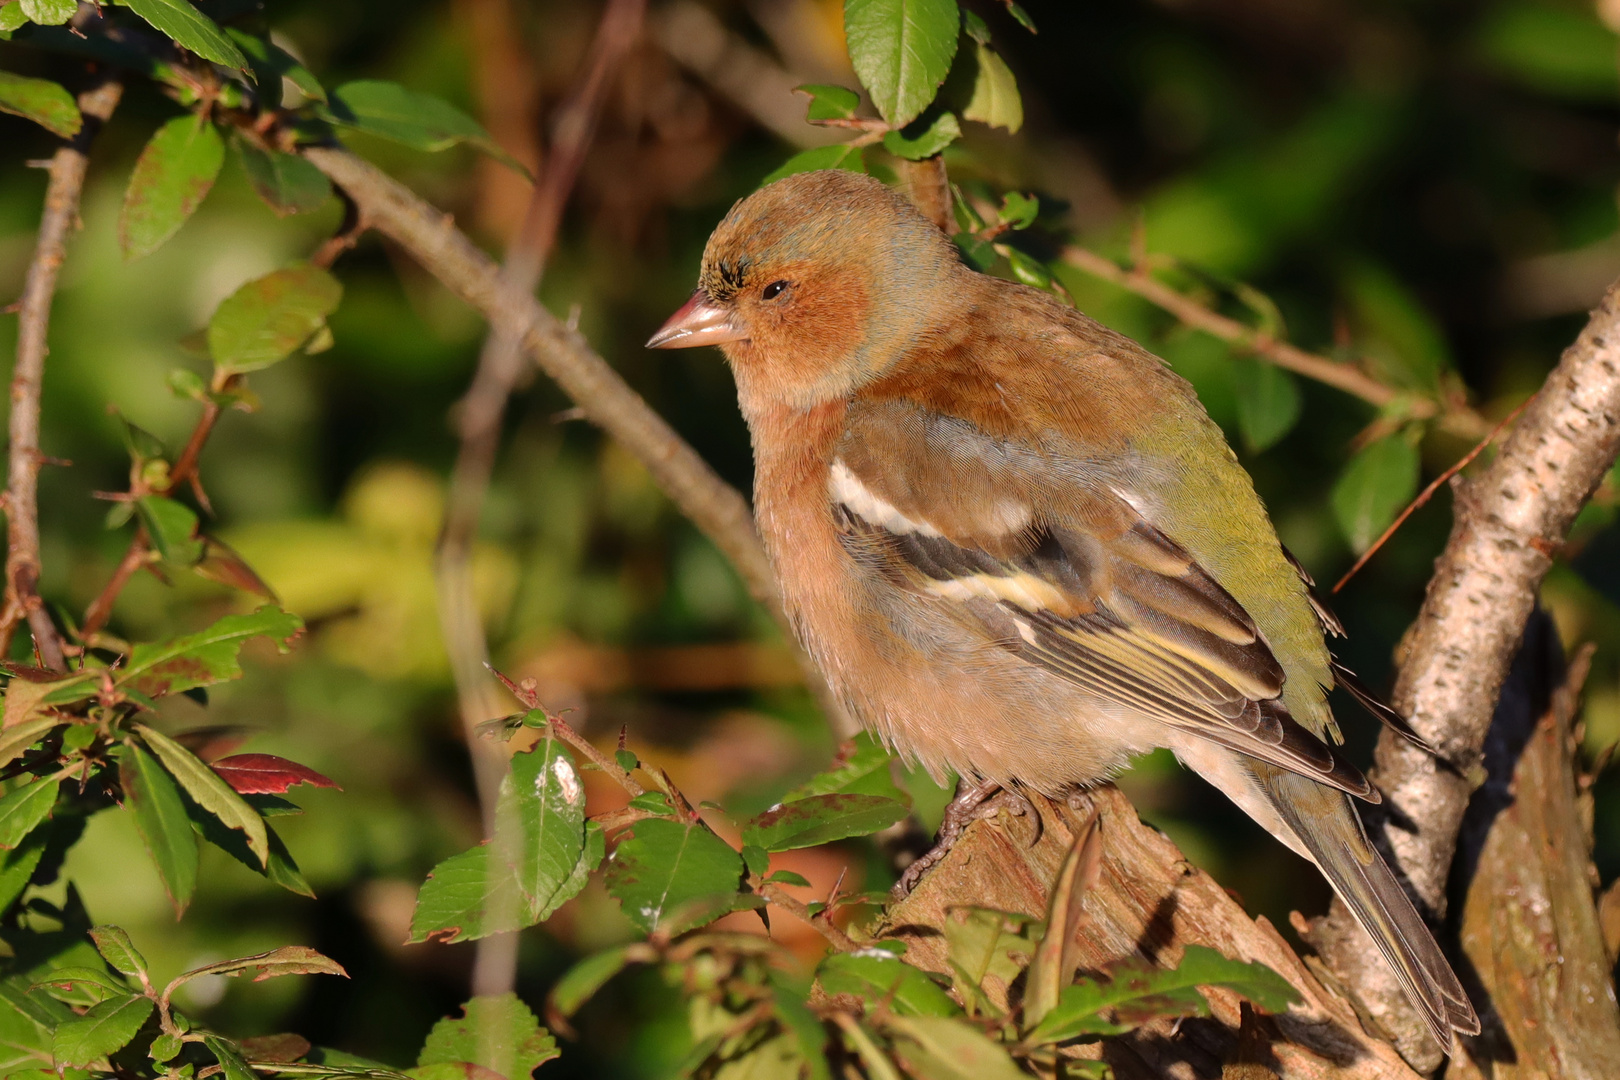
[2,75,124,669]
[300,144,855,736]
[1311,277,1620,1063]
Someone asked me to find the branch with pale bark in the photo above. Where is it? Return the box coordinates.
[299,141,1620,1075]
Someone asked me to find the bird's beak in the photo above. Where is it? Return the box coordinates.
[646,292,745,349]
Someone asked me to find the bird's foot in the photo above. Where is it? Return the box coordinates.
[891,779,1036,899]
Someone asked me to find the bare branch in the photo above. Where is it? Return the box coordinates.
[2,75,124,670]
[300,144,856,736]
[1060,244,1492,442]
[1312,277,1620,1062]
[436,0,645,1000]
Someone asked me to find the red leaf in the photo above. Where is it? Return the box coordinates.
[210,754,340,794]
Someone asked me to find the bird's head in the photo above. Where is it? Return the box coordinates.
[648,170,963,409]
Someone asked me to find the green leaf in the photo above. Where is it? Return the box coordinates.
[88,926,147,977]
[187,800,313,896]
[950,40,1022,133]
[817,952,959,1017]
[19,0,75,26]
[742,793,909,852]
[999,191,1038,230]
[176,946,346,989]
[1004,247,1052,289]
[955,233,995,271]
[786,733,909,805]
[604,817,743,934]
[202,1034,259,1080]
[234,137,332,216]
[628,791,673,815]
[136,723,268,867]
[546,944,650,1024]
[0,3,28,30]
[319,81,525,173]
[119,113,225,261]
[121,606,303,699]
[882,108,960,159]
[0,777,60,850]
[119,0,247,69]
[797,83,861,121]
[762,143,865,185]
[29,966,133,1005]
[136,495,204,566]
[768,972,831,1080]
[884,1015,1027,1080]
[1024,945,1300,1045]
[1231,358,1302,452]
[613,748,637,772]
[418,994,559,1080]
[1004,2,1036,33]
[1331,434,1420,554]
[208,263,343,374]
[226,28,325,105]
[0,71,79,137]
[942,907,1036,1015]
[0,714,62,770]
[118,743,198,916]
[0,835,46,912]
[844,0,961,127]
[51,993,154,1067]
[149,1031,183,1062]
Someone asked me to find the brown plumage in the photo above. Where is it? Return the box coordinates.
[649,169,1478,1048]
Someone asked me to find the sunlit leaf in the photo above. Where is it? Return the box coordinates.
[762,143,865,185]
[119,113,225,261]
[999,191,1038,230]
[88,926,147,977]
[0,836,46,913]
[796,83,861,122]
[18,0,75,27]
[844,0,961,127]
[319,81,526,174]
[51,993,153,1067]
[137,723,268,867]
[1004,247,1052,289]
[234,137,332,216]
[1331,435,1420,554]
[187,800,313,897]
[942,907,1036,1015]
[787,733,909,805]
[882,108,960,159]
[28,966,133,1007]
[210,754,339,795]
[743,793,909,852]
[120,0,247,68]
[0,777,60,850]
[203,1035,259,1080]
[546,945,652,1028]
[0,714,62,767]
[885,1014,1027,1080]
[1023,945,1300,1045]
[121,606,304,699]
[953,41,1022,132]
[817,952,959,1017]
[604,817,742,934]
[177,945,347,984]
[118,742,199,916]
[1231,358,1302,452]
[0,71,79,137]
[226,28,325,105]
[209,263,343,374]
[418,994,558,1080]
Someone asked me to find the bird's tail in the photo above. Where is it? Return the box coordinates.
[1265,770,1480,1048]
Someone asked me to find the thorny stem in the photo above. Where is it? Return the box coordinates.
[2,76,124,669]
[759,880,859,953]
[1060,244,1492,442]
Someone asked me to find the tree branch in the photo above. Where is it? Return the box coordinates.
[1059,245,1492,442]
[2,75,124,670]
[1311,277,1620,1063]
[300,143,855,736]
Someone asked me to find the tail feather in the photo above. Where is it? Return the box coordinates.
[1267,772,1480,1047]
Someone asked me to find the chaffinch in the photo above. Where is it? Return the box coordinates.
[649,169,1478,1047]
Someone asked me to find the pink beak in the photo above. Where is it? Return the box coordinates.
[646,291,746,349]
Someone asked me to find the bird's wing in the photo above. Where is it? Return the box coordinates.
[828,427,1377,802]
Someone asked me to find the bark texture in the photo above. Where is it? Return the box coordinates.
[1315,280,1620,1065]
[1445,614,1620,1080]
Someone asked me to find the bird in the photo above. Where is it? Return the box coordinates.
[647,168,1480,1049]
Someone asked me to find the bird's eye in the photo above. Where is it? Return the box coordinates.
[761,280,789,301]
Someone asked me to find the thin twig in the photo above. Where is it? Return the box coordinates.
[433,0,644,999]
[1059,245,1493,442]
[1,76,124,669]
[759,880,859,953]
[1332,393,1535,594]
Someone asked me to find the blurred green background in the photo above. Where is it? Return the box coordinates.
[6,0,1620,1074]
